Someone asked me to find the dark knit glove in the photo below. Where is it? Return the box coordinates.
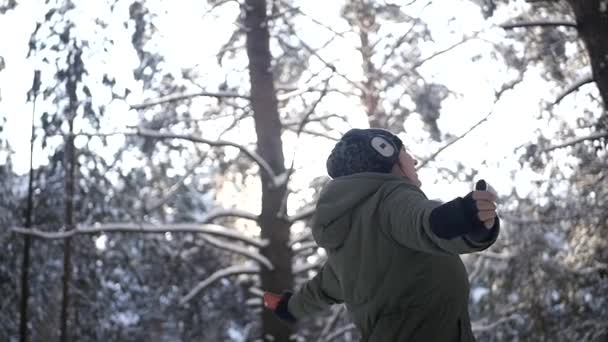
[430,180,498,240]
[264,291,296,323]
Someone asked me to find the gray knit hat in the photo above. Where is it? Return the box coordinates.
[326,128,403,178]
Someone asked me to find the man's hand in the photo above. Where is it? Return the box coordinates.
[473,180,498,229]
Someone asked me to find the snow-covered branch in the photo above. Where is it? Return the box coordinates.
[12,223,268,248]
[202,208,259,223]
[472,314,523,333]
[134,128,287,187]
[501,20,577,30]
[180,264,260,305]
[287,206,316,223]
[323,323,357,342]
[320,305,346,341]
[201,235,273,270]
[294,260,323,275]
[131,91,250,110]
[146,154,206,212]
[541,131,608,153]
[479,250,514,260]
[292,241,318,254]
[290,231,314,247]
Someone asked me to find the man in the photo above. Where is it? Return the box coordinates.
[265,128,499,341]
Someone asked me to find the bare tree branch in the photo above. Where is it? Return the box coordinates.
[201,235,273,270]
[541,131,608,153]
[12,223,268,248]
[551,75,594,106]
[417,76,523,169]
[277,0,348,39]
[130,91,250,110]
[179,264,260,305]
[385,34,476,89]
[283,127,340,141]
[501,20,577,30]
[134,128,286,187]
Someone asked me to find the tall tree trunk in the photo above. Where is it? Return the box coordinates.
[60,47,80,342]
[355,2,386,128]
[567,0,608,110]
[244,0,294,340]
[19,70,40,342]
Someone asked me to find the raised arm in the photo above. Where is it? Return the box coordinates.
[379,181,499,255]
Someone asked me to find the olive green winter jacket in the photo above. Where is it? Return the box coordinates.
[288,173,499,342]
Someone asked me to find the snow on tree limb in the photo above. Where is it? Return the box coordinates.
[202,208,259,223]
[11,223,268,248]
[541,131,608,153]
[292,241,318,254]
[501,20,578,30]
[472,314,523,333]
[294,260,323,274]
[320,305,346,341]
[134,128,288,188]
[179,264,260,305]
[287,206,315,223]
[201,235,273,270]
[130,91,250,110]
[323,323,357,342]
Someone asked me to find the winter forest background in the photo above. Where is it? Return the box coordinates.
[0,0,607,341]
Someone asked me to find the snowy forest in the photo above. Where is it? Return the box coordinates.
[0,0,607,341]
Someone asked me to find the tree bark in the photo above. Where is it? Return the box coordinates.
[566,0,608,110]
[19,89,38,342]
[60,47,81,342]
[245,0,294,340]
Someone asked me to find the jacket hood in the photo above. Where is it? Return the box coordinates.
[312,173,412,249]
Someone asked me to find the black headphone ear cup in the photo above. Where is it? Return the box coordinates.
[370,135,397,160]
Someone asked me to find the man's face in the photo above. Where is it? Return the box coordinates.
[398,148,421,187]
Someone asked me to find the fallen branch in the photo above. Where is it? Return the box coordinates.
[541,131,608,153]
[131,91,250,110]
[501,20,577,30]
[180,264,260,305]
[201,235,273,270]
[12,223,267,248]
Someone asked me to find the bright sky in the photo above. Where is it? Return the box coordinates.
[0,0,592,212]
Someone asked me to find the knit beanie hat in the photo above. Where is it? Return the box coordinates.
[326,128,403,178]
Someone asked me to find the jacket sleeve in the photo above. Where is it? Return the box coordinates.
[379,184,499,255]
[287,261,343,319]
